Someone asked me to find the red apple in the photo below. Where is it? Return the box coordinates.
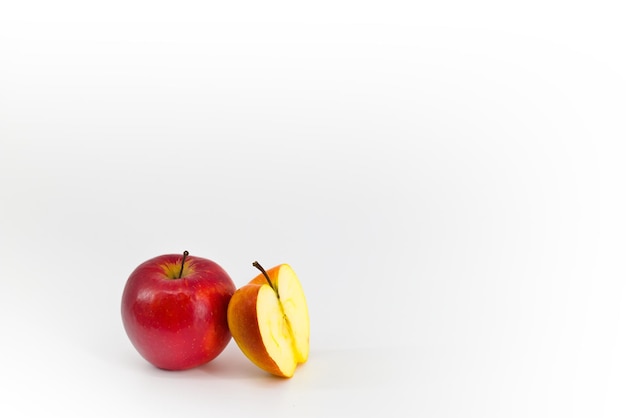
[121,251,236,370]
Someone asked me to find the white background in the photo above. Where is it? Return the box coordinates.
[1,1,625,416]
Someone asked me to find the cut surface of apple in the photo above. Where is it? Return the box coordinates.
[227,263,309,378]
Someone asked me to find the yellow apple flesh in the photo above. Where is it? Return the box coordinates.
[227,263,309,378]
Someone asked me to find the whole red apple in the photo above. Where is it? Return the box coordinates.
[121,251,236,370]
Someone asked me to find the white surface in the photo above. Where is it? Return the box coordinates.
[1,1,625,417]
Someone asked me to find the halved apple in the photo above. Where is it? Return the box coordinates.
[227,262,309,378]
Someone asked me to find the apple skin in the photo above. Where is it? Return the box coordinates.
[227,284,284,375]
[121,253,236,370]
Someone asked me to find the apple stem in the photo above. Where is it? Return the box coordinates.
[253,261,279,298]
[178,250,189,279]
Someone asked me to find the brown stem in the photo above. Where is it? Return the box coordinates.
[178,250,189,279]
[253,261,279,298]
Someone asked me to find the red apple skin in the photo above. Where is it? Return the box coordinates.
[121,253,236,370]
